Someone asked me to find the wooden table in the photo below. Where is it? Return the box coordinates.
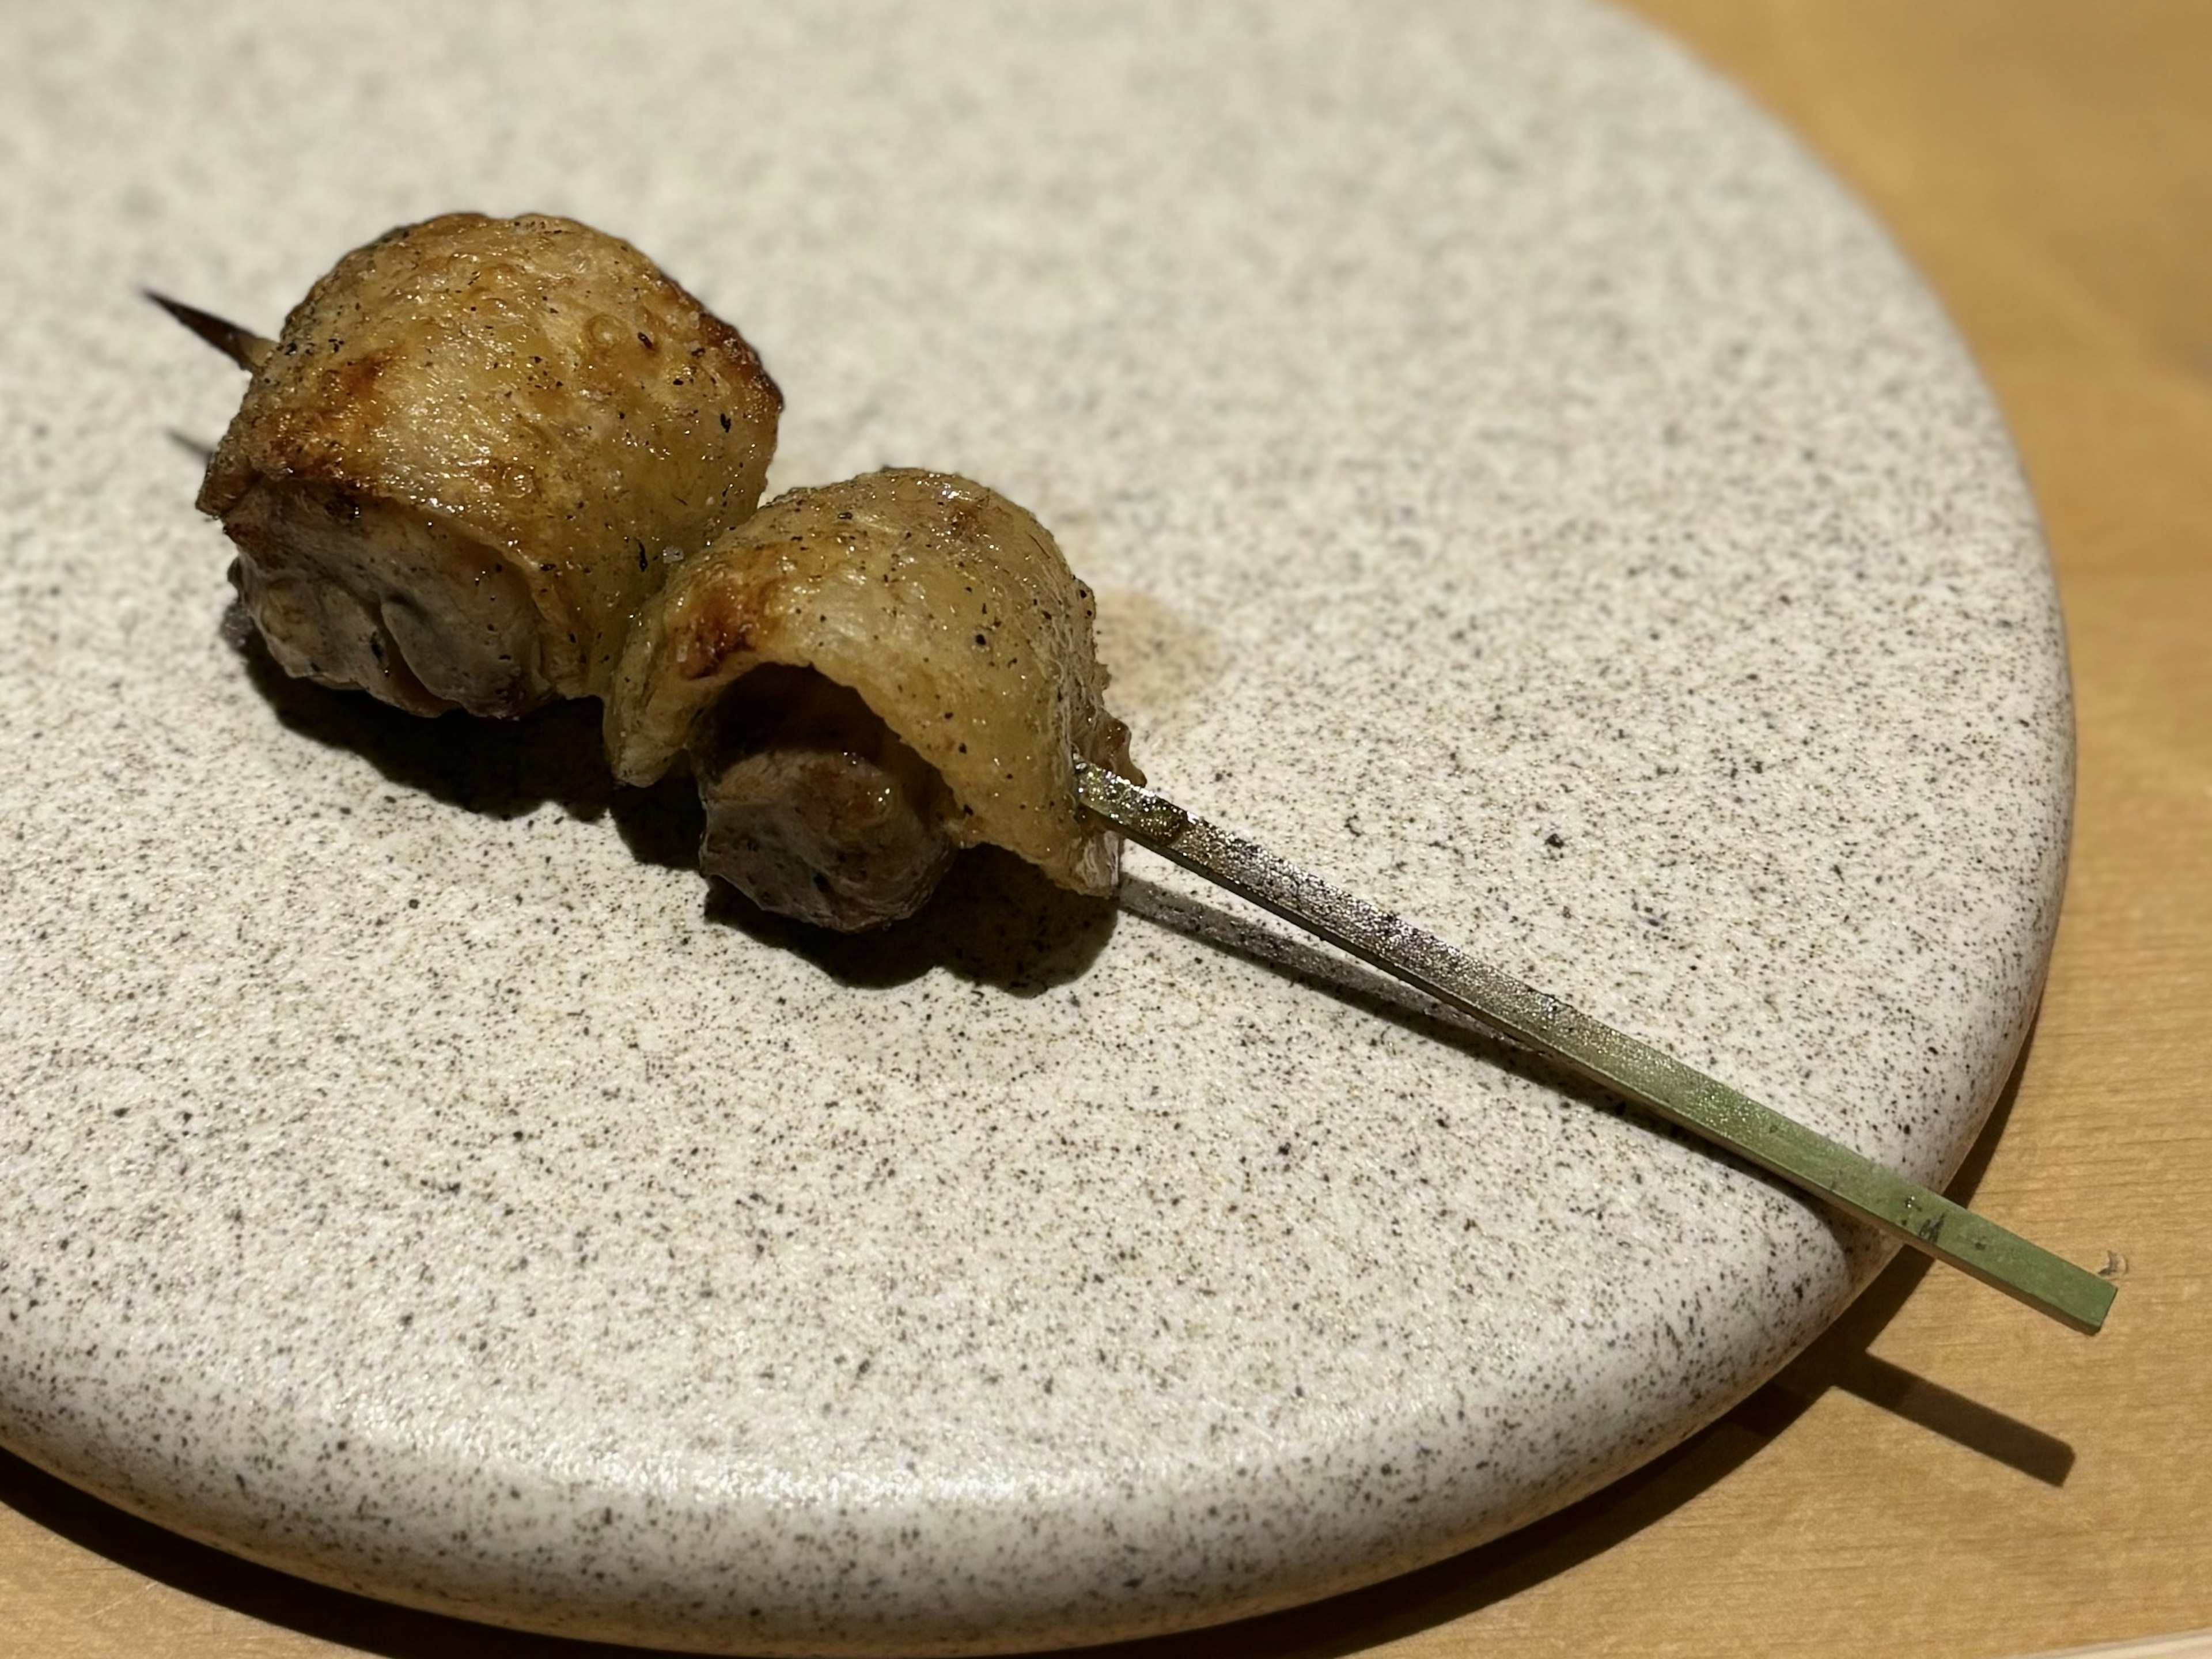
[4,3,2206,1654]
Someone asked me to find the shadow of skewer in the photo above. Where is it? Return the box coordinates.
[1111,875,2075,1493]
[167,428,216,465]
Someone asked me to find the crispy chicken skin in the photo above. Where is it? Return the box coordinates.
[606,469,1139,926]
[199,212,782,715]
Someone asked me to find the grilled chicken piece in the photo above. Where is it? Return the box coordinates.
[192,212,781,715]
[607,469,1139,927]
[693,666,959,930]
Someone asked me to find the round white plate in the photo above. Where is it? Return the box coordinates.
[0,1,2069,1652]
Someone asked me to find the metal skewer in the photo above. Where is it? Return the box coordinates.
[1075,759,2114,1335]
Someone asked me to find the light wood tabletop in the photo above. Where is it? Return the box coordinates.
[3,2,2207,1655]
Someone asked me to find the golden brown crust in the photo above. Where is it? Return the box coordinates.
[606,469,1139,896]
[201,212,782,703]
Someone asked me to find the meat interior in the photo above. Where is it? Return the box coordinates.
[691,666,959,931]
[223,480,551,718]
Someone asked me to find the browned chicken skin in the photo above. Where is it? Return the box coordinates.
[198,212,782,716]
[609,469,1139,928]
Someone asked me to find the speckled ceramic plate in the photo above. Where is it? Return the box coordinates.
[0,1,2069,1653]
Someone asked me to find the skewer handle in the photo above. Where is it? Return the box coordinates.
[1075,760,2114,1335]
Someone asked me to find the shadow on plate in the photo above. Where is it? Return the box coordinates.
[0,1024,2077,1659]
[1118,877,1885,1246]
[1123,873,2081,1506]
[706,846,1115,994]
[233,618,1113,994]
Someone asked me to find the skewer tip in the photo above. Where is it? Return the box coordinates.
[145,289,275,372]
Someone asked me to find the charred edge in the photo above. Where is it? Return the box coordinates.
[683,290,783,412]
[327,347,392,402]
[677,586,758,679]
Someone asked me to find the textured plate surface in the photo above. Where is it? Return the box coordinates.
[0,1,2070,1652]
